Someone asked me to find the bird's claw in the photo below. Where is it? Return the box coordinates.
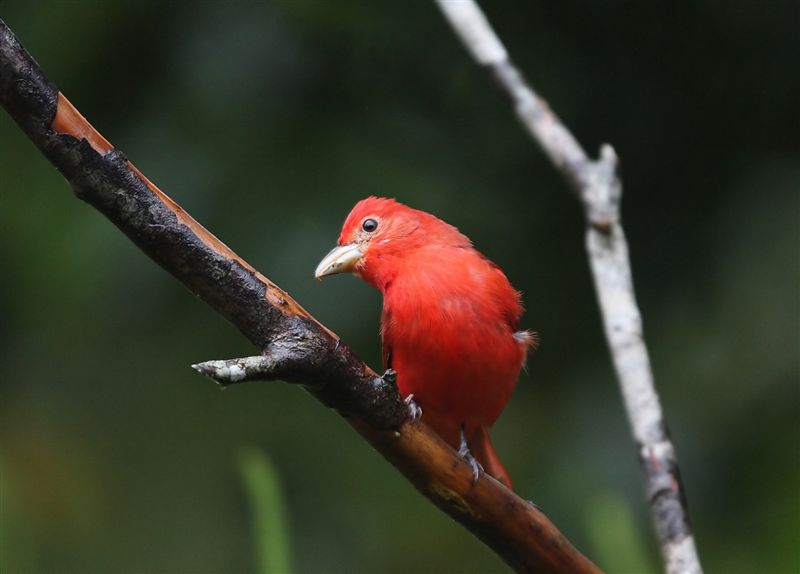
[404,393,422,424]
[458,427,483,484]
[380,368,397,386]
[459,444,483,484]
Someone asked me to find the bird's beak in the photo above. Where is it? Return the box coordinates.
[315,243,363,280]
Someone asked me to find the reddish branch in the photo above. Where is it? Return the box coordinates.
[0,18,601,574]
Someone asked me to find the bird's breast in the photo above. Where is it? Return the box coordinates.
[379,256,526,440]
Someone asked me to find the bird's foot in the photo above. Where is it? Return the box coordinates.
[458,427,483,484]
[380,368,397,386]
[404,393,422,424]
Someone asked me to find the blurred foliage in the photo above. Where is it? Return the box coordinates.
[585,492,657,574]
[239,448,292,574]
[0,1,797,573]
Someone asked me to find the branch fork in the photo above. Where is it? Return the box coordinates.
[581,144,622,232]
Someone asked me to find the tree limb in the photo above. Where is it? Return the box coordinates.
[435,2,702,573]
[0,17,601,574]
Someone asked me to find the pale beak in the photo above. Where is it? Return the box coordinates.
[315,243,363,279]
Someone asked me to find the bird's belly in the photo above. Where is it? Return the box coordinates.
[391,322,524,446]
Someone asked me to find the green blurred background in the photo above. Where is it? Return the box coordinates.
[1,1,797,572]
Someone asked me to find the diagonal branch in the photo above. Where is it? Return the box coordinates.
[435,2,702,573]
[0,18,601,574]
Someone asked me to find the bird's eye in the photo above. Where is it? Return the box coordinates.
[362,218,378,233]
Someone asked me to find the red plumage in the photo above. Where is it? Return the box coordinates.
[321,197,534,488]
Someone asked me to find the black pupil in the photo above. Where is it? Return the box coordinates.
[362,218,378,232]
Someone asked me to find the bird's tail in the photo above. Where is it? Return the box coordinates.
[470,425,513,490]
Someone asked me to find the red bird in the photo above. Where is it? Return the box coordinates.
[315,197,534,489]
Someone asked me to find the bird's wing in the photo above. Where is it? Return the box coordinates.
[476,252,524,333]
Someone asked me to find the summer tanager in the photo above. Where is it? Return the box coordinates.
[315,197,534,489]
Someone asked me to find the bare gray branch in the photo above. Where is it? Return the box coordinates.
[436,2,702,572]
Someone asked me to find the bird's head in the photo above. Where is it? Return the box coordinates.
[315,196,469,289]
